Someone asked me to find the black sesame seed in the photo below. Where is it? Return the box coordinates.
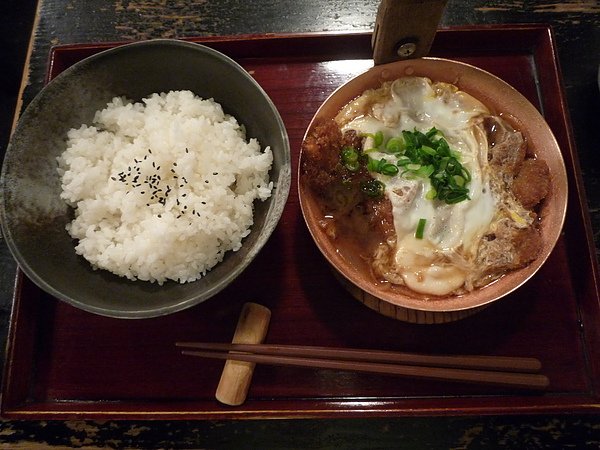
[201,201,206,204]
[111,176,116,181]
[173,162,177,166]
[213,172,218,175]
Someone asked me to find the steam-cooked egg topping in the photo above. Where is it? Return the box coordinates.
[338,77,497,296]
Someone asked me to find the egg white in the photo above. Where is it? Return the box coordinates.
[340,77,496,296]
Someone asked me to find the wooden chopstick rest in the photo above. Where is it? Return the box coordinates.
[215,302,271,406]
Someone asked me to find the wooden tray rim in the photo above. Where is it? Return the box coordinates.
[3,24,600,420]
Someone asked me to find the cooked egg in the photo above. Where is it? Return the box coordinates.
[339,77,497,296]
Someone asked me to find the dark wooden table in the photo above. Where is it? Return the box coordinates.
[1,0,600,447]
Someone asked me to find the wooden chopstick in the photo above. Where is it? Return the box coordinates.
[177,342,541,372]
[176,342,549,390]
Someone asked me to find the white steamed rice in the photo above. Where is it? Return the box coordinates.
[57,90,273,284]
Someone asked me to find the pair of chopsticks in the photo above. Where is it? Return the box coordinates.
[176,342,549,390]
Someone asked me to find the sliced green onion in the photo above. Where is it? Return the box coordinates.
[426,128,439,138]
[363,131,385,148]
[380,163,399,176]
[385,137,405,154]
[414,164,435,178]
[402,130,418,147]
[383,128,471,205]
[367,157,399,177]
[415,218,427,239]
[340,146,360,171]
[420,145,437,156]
[360,179,385,198]
[396,156,411,166]
[343,127,471,205]
[438,157,449,172]
[453,175,466,187]
[461,167,472,182]
[444,191,469,204]
[367,157,380,172]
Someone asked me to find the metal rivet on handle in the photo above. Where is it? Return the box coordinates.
[397,41,417,58]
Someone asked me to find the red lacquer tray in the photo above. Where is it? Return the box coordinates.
[3,25,600,420]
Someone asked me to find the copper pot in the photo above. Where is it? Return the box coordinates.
[298,0,568,323]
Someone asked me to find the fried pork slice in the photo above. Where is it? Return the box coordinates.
[302,120,369,189]
[342,129,363,150]
[511,227,544,266]
[512,159,551,208]
[365,197,396,239]
[301,120,344,191]
[475,220,543,284]
[485,116,526,178]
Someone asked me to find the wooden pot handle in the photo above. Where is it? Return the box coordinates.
[372,0,448,65]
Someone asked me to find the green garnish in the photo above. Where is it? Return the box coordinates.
[415,218,427,239]
[372,130,384,147]
[396,128,471,204]
[362,131,385,154]
[385,136,405,154]
[340,127,471,205]
[340,146,360,171]
[367,157,399,176]
[360,179,385,198]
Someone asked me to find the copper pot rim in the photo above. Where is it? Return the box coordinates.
[298,57,568,313]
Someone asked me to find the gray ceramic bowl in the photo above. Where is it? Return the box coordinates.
[0,39,291,318]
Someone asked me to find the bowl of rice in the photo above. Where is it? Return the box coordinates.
[0,39,291,318]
